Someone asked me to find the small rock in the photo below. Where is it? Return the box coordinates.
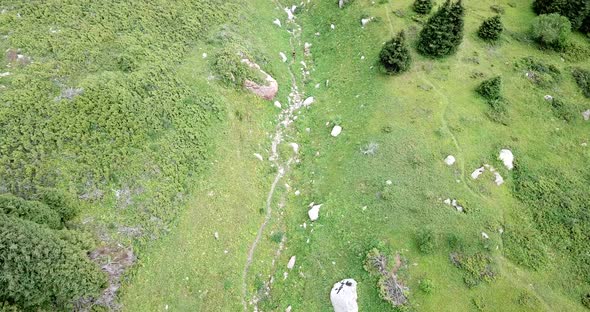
[303,97,314,106]
[330,279,358,312]
[494,172,504,186]
[443,198,451,205]
[582,109,590,121]
[285,306,292,312]
[287,256,296,270]
[361,17,374,27]
[499,149,514,170]
[274,101,282,108]
[471,167,485,179]
[481,232,489,239]
[273,19,282,27]
[331,125,342,137]
[290,143,299,153]
[331,24,335,30]
[279,52,288,63]
[386,180,393,185]
[202,53,207,58]
[444,155,456,166]
[285,7,295,20]
[0,72,10,77]
[544,95,553,101]
[254,153,264,161]
[214,232,219,240]
[308,204,321,221]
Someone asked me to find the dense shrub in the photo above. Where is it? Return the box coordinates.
[503,225,548,270]
[0,194,61,229]
[417,0,465,58]
[572,68,590,98]
[0,215,106,310]
[450,252,497,287]
[531,13,572,50]
[36,187,78,222]
[419,278,434,294]
[476,76,502,101]
[413,0,433,15]
[533,0,590,30]
[379,31,412,75]
[212,46,251,86]
[478,16,503,41]
[416,228,436,254]
[561,42,590,62]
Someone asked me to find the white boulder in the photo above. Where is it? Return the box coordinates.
[273,19,282,27]
[494,172,504,186]
[331,125,342,137]
[544,95,553,101]
[471,167,485,179]
[444,155,456,166]
[583,109,590,121]
[287,256,296,270]
[308,204,321,221]
[330,279,358,312]
[303,96,314,106]
[499,149,514,170]
[279,52,288,63]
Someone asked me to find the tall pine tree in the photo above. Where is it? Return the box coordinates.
[379,31,412,75]
[417,0,465,58]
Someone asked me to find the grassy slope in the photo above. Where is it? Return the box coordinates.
[119,1,294,310]
[263,0,589,311]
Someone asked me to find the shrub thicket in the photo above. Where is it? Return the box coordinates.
[0,194,62,229]
[533,0,590,30]
[476,76,502,101]
[416,228,436,254]
[572,68,590,98]
[379,31,412,75]
[413,0,433,15]
[503,224,548,270]
[478,16,503,41]
[531,13,572,50]
[417,0,465,58]
[0,215,107,310]
[450,252,497,287]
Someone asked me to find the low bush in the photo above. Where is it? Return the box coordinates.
[531,13,572,50]
[549,98,577,121]
[416,228,436,254]
[0,194,61,229]
[379,31,412,75]
[572,68,590,98]
[561,42,590,62]
[478,16,503,41]
[476,76,502,101]
[0,215,106,310]
[450,252,497,287]
[419,278,434,294]
[516,57,561,88]
[503,224,548,270]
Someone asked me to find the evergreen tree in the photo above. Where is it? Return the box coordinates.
[379,31,412,75]
[413,0,433,15]
[532,0,590,30]
[581,15,590,34]
[417,0,465,58]
[478,16,503,41]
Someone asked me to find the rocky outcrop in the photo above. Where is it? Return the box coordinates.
[241,58,278,100]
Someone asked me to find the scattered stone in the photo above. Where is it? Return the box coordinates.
[481,232,489,239]
[285,7,295,20]
[331,125,342,137]
[0,72,10,77]
[444,155,456,166]
[386,180,393,185]
[499,149,514,170]
[544,95,553,101]
[202,53,207,59]
[308,203,321,221]
[304,42,312,56]
[494,172,504,186]
[274,101,282,108]
[55,87,84,101]
[287,256,296,270]
[338,0,350,8]
[361,17,374,27]
[443,198,451,205]
[290,143,299,154]
[285,306,292,312]
[214,232,219,240]
[582,109,590,121]
[279,52,288,63]
[254,153,264,161]
[330,279,358,312]
[303,96,314,106]
[294,190,301,196]
[273,19,282,27]
[471,167,485,179]
[331,24,335,30]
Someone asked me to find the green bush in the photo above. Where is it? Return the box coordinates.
[413,0,433,14]
[416,228,436,254]
[0,215,107,310]
[516,57,562,88]
[503,225,548,270]
[572,68,590,98]
[419,278,434,294]
[0,194,61,229]
[478,16,503,41]
[36,187,78,222]
[531,13,572,50]
[450,252,497,287]
[417,0,465,58]
[533,0,590,30]
[476,76,502,101]
[379,31,412,75]
[561,42,590,62]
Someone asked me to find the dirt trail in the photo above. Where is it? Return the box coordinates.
[240,1,308,310]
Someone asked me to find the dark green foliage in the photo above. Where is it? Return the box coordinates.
[0,215,107,310]
[450,252,497,287]
[531,14,572,50]
[561,42,590,62]
[549,98,577,121]
[379,32,412,75]
[512,163,590,283]
[413,0,433,14]
[0,194,61,229]
[478,16,503,41]
[582,293,590,309]
[533,0,590,30]
[418,278,434,294]
[476,76,502,101]
[572,68,590,98]
[582,15,590,33]
[416,228,436,254]
[36,187,78,222]
[503,225,548,270]
[417,0,465,58]
[212,46,250,86]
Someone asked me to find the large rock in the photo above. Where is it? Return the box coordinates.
[330,279,358,312]
[242,58,279,101]
[499,149,514,170]
[308,204,321,221]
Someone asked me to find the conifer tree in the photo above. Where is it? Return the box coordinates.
[413,0,433,15]
[478,16,504,41]
[379,31,412,75]
[417,0,465,58]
